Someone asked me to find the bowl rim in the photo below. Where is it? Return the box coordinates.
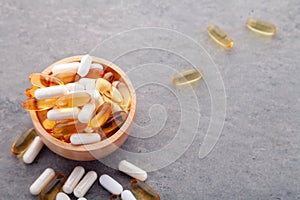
[30,55,136,152]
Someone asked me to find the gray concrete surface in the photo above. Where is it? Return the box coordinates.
[0,0,299,199]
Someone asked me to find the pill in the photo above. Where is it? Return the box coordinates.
[63,166,85,194]
[116,82,131,111]
[79,78,96,89]
[53,68,80,84]
[78,55,92,77]
[53,120,87,137]
[42,118,57,131]
[84,68,104,79]
[99,174,123,195]
[11,128,37,155]
[65,83,85,92]
[121,190,137,200]
[101,111,127,137]
[74,171,97,198]
[207,24,234,49]
[56,92,92,108]
[85,81,96,90]
[30,168,55,195]
[40,174,66,200]
[78,103,96,123]
[118,160,147,181]
[246,18,277,36]
[52,62,80,74]
[172,68,203,86]
[85,90,101,101]
[91,63,104,70]
[56,192,71,200]
[89,103,112,128]
[95,78,111,95]
[70,133,101,145]
[103,72,115,82]
[22,136,44,164]
[26,86,39,98]
[130,180,160,200]
[78,198,87,200]
[35,85,68,100]
[22,98,57,111]
[29,73,64,87]
[47,107,80,121]
[109,86,123,103]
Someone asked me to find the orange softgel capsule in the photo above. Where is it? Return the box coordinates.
[25,86,39,98]
[207,24,234,49]
[53,68,80,84]
[22,98,57,111]
[101,111,128,137]
[29,73,64,87]
[11,128,37,155]
[89,102,112,128]
[56,92,92,108]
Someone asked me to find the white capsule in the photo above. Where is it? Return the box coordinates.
[70,133,101,145]
[74,171,97,198]
[52,62,80,73]
[85,81,96,91]
[63,166,85,194]
[56,192,71,200]
[78,198,87,200]
[30,168,55,195]
[118,160,147,181]
[85,90,101,101]
[91,63,104,70]
[65,83,85,92]
[47,107,80,121]
[79,78,97,89]
[121,190,137,200]
[78,103,96,123]
[99,174,123,195]
[23,136,44,164]
[78,55,92,77]
[34,85,68,100]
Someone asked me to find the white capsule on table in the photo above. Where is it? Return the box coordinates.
[23,136,44,164]
[121,190,137,200]
[118,160,147,181]
[30,168,55,195]
[65,83,85,92]
[52,62,80,73]
[99,174,123,195]
[78,55,92,77]
[34,85,68,100]
[70,133,101,145]
[63,166,85,194]
[47,107,80,121]
[78,103,96,123]
[74,171,97,198]
[91,63,104,70]
[56,192,71,200]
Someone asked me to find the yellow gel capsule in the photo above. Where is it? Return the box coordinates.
[40,174,66,200]
[29,73,64,87]
[42,119,56,132]
[26,86,39,98]
[246,18,277,36]
[53,68,80,84]
[84,68,104,79]
[130,179,160,200]
[207,24,234,49]
[89,103,112,128]
[22,98,57,111]
[53,120,87,137]
[101,111,128,137]
[11,128,37,155]
[56,92,92,108]
[116,82,131,112]
[96,78,112,95]
[172,68,203,86]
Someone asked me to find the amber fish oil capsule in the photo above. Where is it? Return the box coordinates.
[11,128,37,155]
[172,68,203,86]
[26,86,39,98]
[56,92,92,108]
[63,166,85,194]
[246,18,277,35]
[130,179,160,200]
[40,174,66,200]
[29,73,64,87]
[207,24,234,48]
[22,98,57,111]
[30,168,56,195]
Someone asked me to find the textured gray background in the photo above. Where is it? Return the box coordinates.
[0,0,299,199]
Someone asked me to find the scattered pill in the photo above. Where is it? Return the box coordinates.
[30,168,55,195]
[78,55,92,77]
[63,166,85,194]
[56,92,92,108]
[246,18,277,36]
[47,107,80,121]
[74,171,97,198]
[40,174,66,200]
[99,174,123,195]
[56,192,71,200]
[52,62,80,74]
[172,68,203,86]
[130,179,160,200]
[22,98,57,111]
[121,190,137,200]
[70,133,101,145]
[118,160,147,181]
[29,73,64,87]
[11,128,37,155]
[207,24,234,49]
[35,85,68,100]
[78,103,96,123]
[22,136,44,164]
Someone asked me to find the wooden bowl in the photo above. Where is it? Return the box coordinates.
[29,55,136,161]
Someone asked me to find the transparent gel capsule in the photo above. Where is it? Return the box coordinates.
[56,92,92,108]
[89,103,112,128]
[40,174,66,200]
[11,128,37,155]
[53,120,87,137]
[207,24,234,49]
[29,73,64,87]
[53,68,80,84]
[246,18,277,36]
[101,111,128,137]
[22,98,57,111]
[130,179,160,200]
[172,69,203,86]
[26,86,39,98]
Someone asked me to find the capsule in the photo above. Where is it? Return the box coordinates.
[85,81,96,91]
[101,111,127,137]
[56,92,92,108]
[70,133,101,145]
[42,119,56,131]
[207,24,234,49]
[91,63,104,70]
[53,68,80,84]
[118,160,147,181]
[47,108,80,121]
[22,98,57,111]
[99,174,123,195]
[40,174,66,200]
[78,103,96,123]
[65,83,85,92]
[103,72,115,82]
[63,166,85,194]
[29,73,64,87]
[246,18,277,35]
[116,82,131,111]
[22,136,44,164]
[84,68,104,79]
[121,190,137,200]
[30,168,56,195]
[56,192,71,200]
[11,128,37,155]
[130,180,160,200]
[53,120,87,137]
[172,68,203,86]
[95,78,111,95]
[74,171,97,198]
[109,86,123,103]
[35,85,68,100]
[26,86,39,98]
[78,54,92,77]
[52,62,80,74]
[89,103,112,128]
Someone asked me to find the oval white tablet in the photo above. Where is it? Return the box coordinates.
[78,55,92,77]
[118,160,147,181]
[30,168,55,195]
[99,174,123,195]
[74,171,97,198]
[23,136,44,164]
[70,134,101,145]
[47,108,80,121]
[63,166,85,194]
[52,62,80,73]
[78,103,96,123]
[56,192,71,200]
[35,85,68,100]
[121,190,137,200]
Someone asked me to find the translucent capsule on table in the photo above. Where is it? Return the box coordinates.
[56,92,92,108]
[63,166,85,194]
[121,190,137,200]
[70,133,101,145]
[11,128,37,155]
[22,136,44,164]
[53,68,80,84]
[74,171,97,198]
[53,120,87,137]
[65,83,85,92]
[30,168,56,195]
[29,73,64,87]
[116,82,131,111]
[103,72,115,82]
[40,174,66,200]
[42,118,57,131]
[56,192,71,200]
[99,174,123,195]
[26,86,39,98]
[207,24,234,49]
[35,85,68,100]
[22,98,57,111]
[89,103,112,128]
[78,54,92,77]
[130,179,160,200]
[52,62,80,74]
[95,78,111,95]
[78,103,96,123]
[172,68,203,86]
[47,107,80,121]
[118,160,147,181]
[84,68,104,79]
[246,18,277,36]
[101,111,127,137]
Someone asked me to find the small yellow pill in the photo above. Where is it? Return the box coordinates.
[246,18,277,36]
[172,68,203,86]
[29,73,64,87]
[207,24,234,49]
